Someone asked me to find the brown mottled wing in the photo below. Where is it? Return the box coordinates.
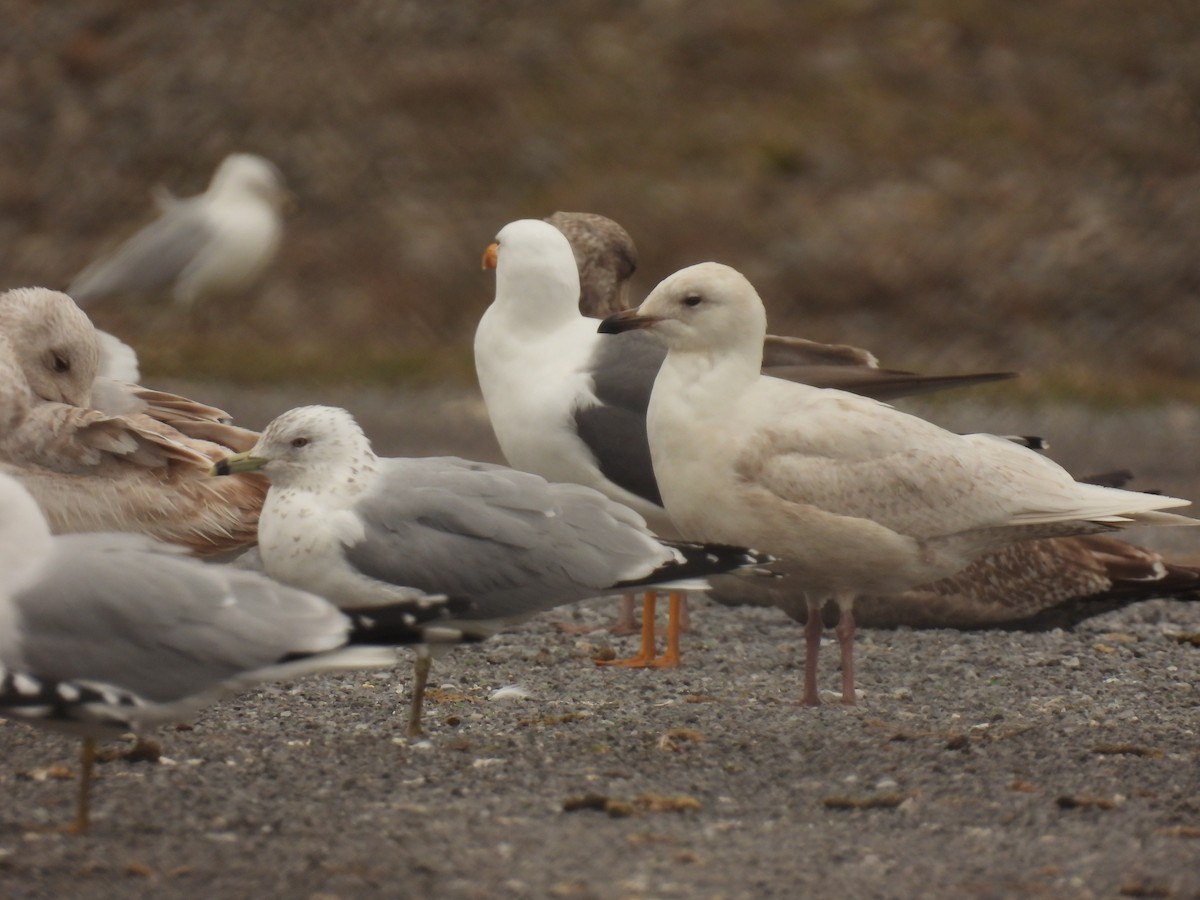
[545,211,639,318]
[712,534,1199,629]
[0,401,266,557]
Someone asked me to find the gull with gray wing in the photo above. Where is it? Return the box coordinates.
[68,153,287,309]
[477,217,1016,664]
[0,472,446,832]
[212,405,772,735]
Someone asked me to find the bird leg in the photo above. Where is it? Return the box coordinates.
[802,597,824,707]
[554,593,639,635]
[609,593,640,635]
[406,653,433,738]
[677,594,692,632]
[835,595,857,706]
[651,590,684,668]
[596,592,659,667]
[65,738,96,834]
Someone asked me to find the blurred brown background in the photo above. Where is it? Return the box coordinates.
[2,0,1199,393]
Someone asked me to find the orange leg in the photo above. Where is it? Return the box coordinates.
[595,591,688,668]
[597,592,659,667]
[645,590,683,668]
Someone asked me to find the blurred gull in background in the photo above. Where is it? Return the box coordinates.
[68,153,287,309]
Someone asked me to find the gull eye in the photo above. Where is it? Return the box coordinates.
[682,294,703,308]
[51,353,70,373]
[290,437,309,448]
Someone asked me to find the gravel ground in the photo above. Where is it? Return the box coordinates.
[2,384,1198,899]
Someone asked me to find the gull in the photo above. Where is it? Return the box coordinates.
[0,472,446,833]
[68,153,287,308]
[544,211,640,318]
[716,533,1200,631]
[0,287,266,556]
[545,210,1013,398]
[476,218,1016,664]
[212,405,772,735]
[599,262,1195,705]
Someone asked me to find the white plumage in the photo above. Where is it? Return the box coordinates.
[600,262,1194,705]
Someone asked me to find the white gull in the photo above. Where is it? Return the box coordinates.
[599,262,1194,705]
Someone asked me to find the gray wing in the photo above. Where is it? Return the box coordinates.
[572,331,665,507]
[344,457,666,621]
[69,203,213,304]
[10,533,347,704]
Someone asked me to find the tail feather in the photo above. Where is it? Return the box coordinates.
[342,595,477,646]
[617,542,777,591]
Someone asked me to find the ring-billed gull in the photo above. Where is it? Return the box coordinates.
[0,288,266,555]
[599,262,1194,705]
[212,405,772,734]
[0,472,449,833]
[477,218,1016,665]
[68,153,287,308]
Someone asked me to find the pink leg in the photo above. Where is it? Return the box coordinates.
[555,593,639,636]
[802,597,823,707]
[835,596,856,705]
[610,593,639,635]
[677,594,692,632]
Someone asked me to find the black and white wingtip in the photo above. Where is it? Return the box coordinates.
[0,663,144,731]
[617,542,778,592]
[342,594,480,647]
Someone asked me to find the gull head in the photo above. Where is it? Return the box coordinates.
[599,263,768,359]
[0,288,100,407]
[484,219,581,320]
[212,405,376,488]
[208,153,289,209]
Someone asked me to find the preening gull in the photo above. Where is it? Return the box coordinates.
[477,218,1016,664]
[0,472,444,832]
[0,288,266,556]
[212,405,771,735]
[599,262,1195,705]
[68,153,287,308]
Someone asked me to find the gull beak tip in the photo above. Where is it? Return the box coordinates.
[598,310,660,334]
